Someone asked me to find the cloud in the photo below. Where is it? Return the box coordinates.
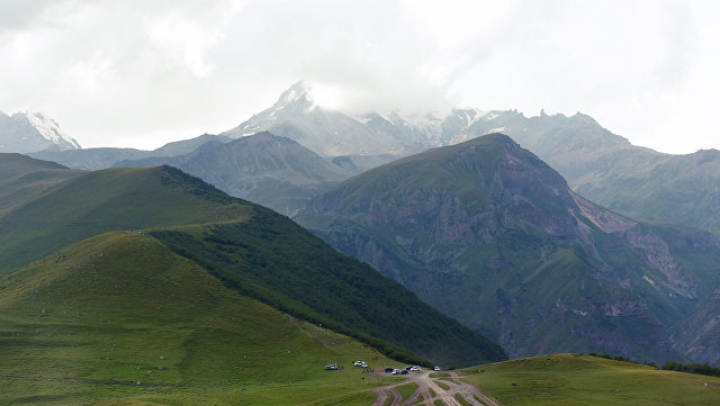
[0,0,717,153]
[0,0,54,34]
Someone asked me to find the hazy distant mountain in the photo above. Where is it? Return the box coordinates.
[29,147,148,171]
[446,110,720,235]
[298,133,720,365]
[30,133,232,171]
[222,81,400,156]
[0,110,80,153]
[222,81,490,156]
[115,132,355,216]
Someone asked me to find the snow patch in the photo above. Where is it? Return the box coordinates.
[643,275,657,287]
[486,126,506,134]
[462,108,490,128]
[352,115,372,125]
[23,112,80,149]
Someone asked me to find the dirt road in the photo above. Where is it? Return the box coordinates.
[369,370,501,406]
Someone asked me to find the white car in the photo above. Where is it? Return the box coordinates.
[433,366,441,371]
[410,366,421,372]
[354,360,368,368]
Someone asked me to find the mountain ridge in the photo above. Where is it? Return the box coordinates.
[20,83,719,238]
[114,132,356,216]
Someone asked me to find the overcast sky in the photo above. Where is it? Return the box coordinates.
[1,0,718,153]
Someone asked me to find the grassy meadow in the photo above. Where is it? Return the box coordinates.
[461,353,720,406]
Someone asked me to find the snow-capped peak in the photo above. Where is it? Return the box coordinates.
[22,112,81,150]
[273,81,314,110]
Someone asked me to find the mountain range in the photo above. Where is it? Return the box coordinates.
[224,83,720,236]
[29,133,232,170]
[4,82,720,367]
[15,83,720,239]
[298,133,720,365]
[222,81,489,156]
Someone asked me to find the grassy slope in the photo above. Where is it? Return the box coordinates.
[0,153,81,217]
[151,208,507,368]
[0,160,504,371]
[462,354,720,406]
[0,165,251,275]
[0,232,397,406]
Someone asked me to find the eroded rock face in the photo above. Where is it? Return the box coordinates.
[670,287,720,366]
[621,229,698,299]
[299,133,720,365]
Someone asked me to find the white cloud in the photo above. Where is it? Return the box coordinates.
[0,0,718,153]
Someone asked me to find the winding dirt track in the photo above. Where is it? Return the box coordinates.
[369,370,501,406]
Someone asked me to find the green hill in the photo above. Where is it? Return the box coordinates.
[0,165,251,275]
[461,353,720,406]
[0,158,505,371]
[151,209,506,368]
[0,153,80,217]
[0,232,396,405]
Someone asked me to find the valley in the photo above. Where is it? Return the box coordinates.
[2,83,719,405]
[4,1,720,403]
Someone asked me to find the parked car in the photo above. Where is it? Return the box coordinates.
[384,367,394,373]
[410,366,421,372]
[433,366,441,371]
[400,369,409,375]
[354,360,368,368]
[325,363,340,370]
[392,369,400,375]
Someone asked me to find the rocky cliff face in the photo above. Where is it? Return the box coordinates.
[671,287,720,365]
[299,133,720,364]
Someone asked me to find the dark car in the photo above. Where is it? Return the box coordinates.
[400,369,409,375]
[384,367,394,373]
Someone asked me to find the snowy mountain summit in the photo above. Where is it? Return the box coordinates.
[23,112,81,150]
[223,81,497,156]
[0,110,81,153]
[227,81,318,139]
